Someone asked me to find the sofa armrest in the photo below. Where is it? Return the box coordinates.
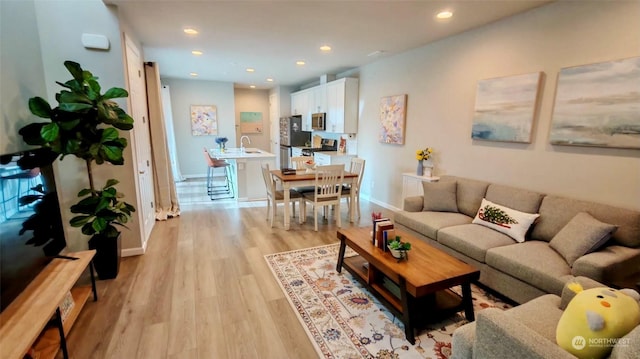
[474,308,575,359]
[403,196,423,212]
[572,245,640,283]
[560,276,606,310]
[610,325,640,358]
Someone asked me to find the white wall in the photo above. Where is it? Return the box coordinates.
[234,88,271,151]
[11,0,143,251]
[357,1,640,211]
[0,0,47,154]
[162,78,235,177]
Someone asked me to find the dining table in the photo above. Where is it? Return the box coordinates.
[270,169,359,230]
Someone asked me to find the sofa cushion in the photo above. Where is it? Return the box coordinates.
[394,211,472,240]
[549,212,618,266]
[438,224,516,263]
[531,195,640,247]
[455,177,490,218]
[486,241,572,295]
[485,183,544,214]
[472,198,540,243]
[422,180,458,212]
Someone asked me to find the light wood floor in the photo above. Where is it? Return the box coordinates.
[65,179,391,358]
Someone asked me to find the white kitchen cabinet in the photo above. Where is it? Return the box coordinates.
[309,84,327,114]
[326,78,358,133]
[314,152,355,167]
[291,89,311,130]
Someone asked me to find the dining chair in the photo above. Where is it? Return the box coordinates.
[341,157,365,220]
[260,162,302,228]
[301,164,344,231]
[202,147,233,199]
[290,156,315,193]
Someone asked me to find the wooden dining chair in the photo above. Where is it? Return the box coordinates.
[202,147,233,199]
[301,164,344,231]
[260,162,303,228]
[341,157,365,220]
[290,156,315,193]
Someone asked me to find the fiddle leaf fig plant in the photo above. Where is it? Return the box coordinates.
[70,179,136,239]
[18,60,136,242]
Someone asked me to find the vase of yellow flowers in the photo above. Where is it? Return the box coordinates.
[415,147,434,176]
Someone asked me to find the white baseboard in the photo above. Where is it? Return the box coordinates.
[361,193,401,212]
[121,243,146,257]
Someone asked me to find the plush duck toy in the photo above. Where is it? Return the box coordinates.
[556,283,640,359]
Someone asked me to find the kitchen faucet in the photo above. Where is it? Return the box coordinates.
[240,135,251,151]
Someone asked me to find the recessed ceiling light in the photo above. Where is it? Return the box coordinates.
[246,68,255,73]
[189,72,198,77]
[183,28,198,35]
[191,50,203,56]
[296,60,306,66]
[367,50,387,57]
[266,78,274,82]
[320,45,332,52]
[436,10,453,19]
[250,85,256,89]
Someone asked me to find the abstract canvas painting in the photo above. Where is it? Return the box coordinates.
[471,72,542,143]
[379,94,407,145]
[190,105,218,136]
[240,112,263,133]
[550,56,640,149]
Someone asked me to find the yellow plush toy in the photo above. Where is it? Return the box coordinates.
[556,283,640,359]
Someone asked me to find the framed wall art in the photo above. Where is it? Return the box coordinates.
[549,56,640,149]
[190,105,218,136]
[471,72,542,143]
[240,111,263,134]
[379,94,407,145]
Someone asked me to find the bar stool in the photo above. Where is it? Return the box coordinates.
[202,148,233,199]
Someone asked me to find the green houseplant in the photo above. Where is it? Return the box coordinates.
[388,236,411,260]
[19,60,136,279]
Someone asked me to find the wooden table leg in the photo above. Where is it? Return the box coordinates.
[283,181,291,230]
[399,276,416,345]
[336,236,346,273]
[462,282,475,322]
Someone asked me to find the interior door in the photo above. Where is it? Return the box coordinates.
[124,34,155,248]
[269,93,280,168]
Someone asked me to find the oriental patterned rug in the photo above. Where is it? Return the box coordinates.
[264,244,511,359]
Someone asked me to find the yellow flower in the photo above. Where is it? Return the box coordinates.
[415,147,433,161]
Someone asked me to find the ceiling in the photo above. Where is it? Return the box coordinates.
[107,0,551,90]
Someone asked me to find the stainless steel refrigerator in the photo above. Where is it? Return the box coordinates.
[279,116,311,169]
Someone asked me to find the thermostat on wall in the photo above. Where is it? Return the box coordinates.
[81,33,110,50]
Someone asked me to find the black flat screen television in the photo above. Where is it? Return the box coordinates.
[0,148,66,312]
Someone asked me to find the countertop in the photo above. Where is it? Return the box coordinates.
[209,148,276,159]
[313,151,354,157]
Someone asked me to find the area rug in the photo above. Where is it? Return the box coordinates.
[264,244,512,359]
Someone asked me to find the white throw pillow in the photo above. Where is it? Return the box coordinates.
[472,198,540,243]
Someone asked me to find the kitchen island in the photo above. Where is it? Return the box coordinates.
[209,148,275,201]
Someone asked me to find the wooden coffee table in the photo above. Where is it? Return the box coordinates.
[336,227,480,344]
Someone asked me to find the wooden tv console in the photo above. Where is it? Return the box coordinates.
[0,250,97,359]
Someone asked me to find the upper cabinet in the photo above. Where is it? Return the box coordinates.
[309,84,327,114]
[326,78,359,134]
[291,89,310,130]
[291,77,358,134]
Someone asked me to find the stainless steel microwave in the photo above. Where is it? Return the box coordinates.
[311,113,325,131]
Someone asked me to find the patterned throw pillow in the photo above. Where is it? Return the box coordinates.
[472,198,540,243]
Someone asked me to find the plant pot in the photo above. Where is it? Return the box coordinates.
[388,246,408,260]
[88,233,121,280]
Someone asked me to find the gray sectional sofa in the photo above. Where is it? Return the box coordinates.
[394,175,640,304]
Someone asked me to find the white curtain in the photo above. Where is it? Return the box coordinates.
[144,62,180,220]
[161,84,184,182]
